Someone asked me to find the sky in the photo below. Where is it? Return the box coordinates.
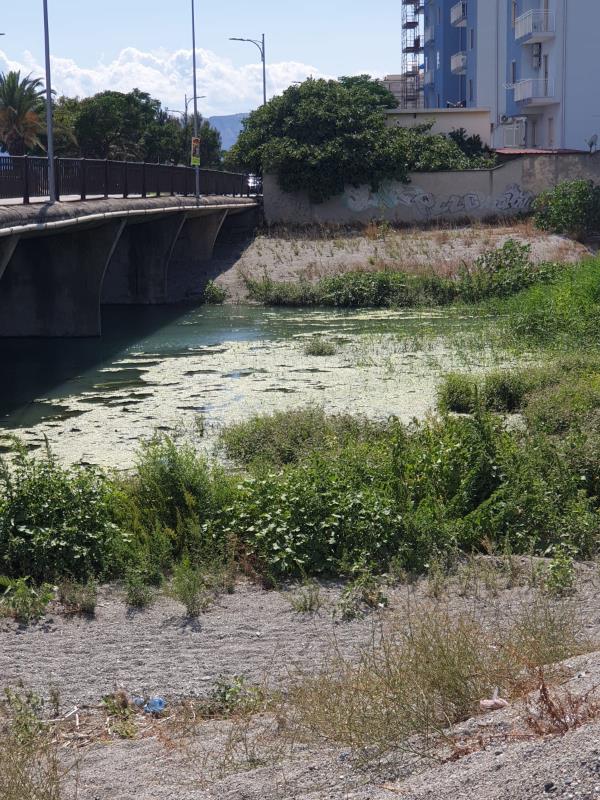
[0,1,402,117]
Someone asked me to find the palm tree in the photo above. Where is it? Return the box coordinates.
[0,71,46,155]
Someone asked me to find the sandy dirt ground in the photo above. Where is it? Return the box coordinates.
[211,222,590,302]
[3,565,600,799]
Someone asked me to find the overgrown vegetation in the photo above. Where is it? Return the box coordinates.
[289,599,586,754]
[534,179,600,240]
[245,240,561,308]
[225,76,494,203]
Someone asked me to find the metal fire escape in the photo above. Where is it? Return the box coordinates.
[401,0,425,108]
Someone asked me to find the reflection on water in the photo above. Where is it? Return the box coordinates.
[0,304,505,468]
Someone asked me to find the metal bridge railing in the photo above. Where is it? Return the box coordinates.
[0,156,259,204]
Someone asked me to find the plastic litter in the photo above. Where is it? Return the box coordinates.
[143,696,167,714]
[479,687,509,712]
[132,696,145,708]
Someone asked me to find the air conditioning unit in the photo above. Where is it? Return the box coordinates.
[500,114,512,124]
[532,43,542,69]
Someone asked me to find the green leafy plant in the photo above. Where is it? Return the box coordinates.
[125,570,155,609]
[171,557,209,617]
[545,546,576,596]
[289,578,324,614]
[0,440,123,583]
[202,280,228,304]
[0,577,53,624]
[534,179,600,239]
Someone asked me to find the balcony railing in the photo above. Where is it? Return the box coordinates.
[515,10,555,42]
[451,1,468,26]
[513,78,555,104]
[0,156,255,204]
[450,51,468,74]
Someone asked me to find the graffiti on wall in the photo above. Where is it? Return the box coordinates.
[345,182,534,219]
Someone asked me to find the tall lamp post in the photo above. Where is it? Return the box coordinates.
[229,34,267,106]
[42,0,56,203]
[190,0,200,200]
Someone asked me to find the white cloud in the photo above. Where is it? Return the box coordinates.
[0,46,323,115]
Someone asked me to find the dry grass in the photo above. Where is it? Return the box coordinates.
[287,596,589,757]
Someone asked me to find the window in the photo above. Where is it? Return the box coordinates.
[548,117,555,147]
[469,28,475,50]
[469,79,474,102]
[511,60,517,84]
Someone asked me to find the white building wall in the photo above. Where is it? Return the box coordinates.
[563,0,600,150]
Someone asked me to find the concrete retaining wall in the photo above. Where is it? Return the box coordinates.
[263,152,600,226]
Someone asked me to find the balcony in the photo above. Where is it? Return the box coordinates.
[450,51,467,75]
[451,1,467,26]
[424,25,435,43]
[515,10,555,43]
[424,68,435,86]
[513,78,556,106]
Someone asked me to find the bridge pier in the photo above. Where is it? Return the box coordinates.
[102,213,187,304]
[0,221,124,337]
[168,210,229,301]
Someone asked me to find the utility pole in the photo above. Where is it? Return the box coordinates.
[43,0,56,202]
[191,0,200,200]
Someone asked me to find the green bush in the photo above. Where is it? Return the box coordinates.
[437,373,478,413]
[220,406,384,468]
[0,443,122,583]
[534,179,600,239]
[202,280,227,304]
[303,337,337,356]
[0,577,53,624]
[481,370,530,412]
[125,570,155,609]
[128,434,235,562]
[171,557,209,617]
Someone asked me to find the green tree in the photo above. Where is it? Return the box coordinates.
[0,71,45,155]
[225,75,492,203]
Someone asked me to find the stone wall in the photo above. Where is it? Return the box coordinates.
[263,152,600,226]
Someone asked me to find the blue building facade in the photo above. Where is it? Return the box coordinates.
[423,0,464,108]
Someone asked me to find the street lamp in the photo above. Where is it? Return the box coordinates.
[229,34,267,106]
[190,0,200,200]
[42,0,56,203]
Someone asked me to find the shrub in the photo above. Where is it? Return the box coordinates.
[481,369,531,412]
[289,579,324,614]
[0,577,53,624]
[202,280,227,304]
[303,337,337,356]
[437,373,478,413]
[125,571,155,609]
[220,406,384,468]
[534,179,600,239]
[129,434,235,562]
[57,579,97,615]
[0,442,122,583]
[171,557,209,617]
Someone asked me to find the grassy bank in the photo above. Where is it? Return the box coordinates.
[245,240,562,308]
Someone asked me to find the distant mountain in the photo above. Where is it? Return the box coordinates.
[208,113,248,150]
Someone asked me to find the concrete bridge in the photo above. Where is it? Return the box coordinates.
[0,195,259,337]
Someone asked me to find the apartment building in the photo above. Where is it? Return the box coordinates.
[415,0,600,151]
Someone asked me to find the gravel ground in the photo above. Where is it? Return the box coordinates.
[3,568,600,799]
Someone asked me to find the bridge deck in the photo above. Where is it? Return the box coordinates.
[0,195,258,237]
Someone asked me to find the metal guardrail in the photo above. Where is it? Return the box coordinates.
[0,155,260,204]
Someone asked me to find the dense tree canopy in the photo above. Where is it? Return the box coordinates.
[224,75,493,203]
[0,77,224,167]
